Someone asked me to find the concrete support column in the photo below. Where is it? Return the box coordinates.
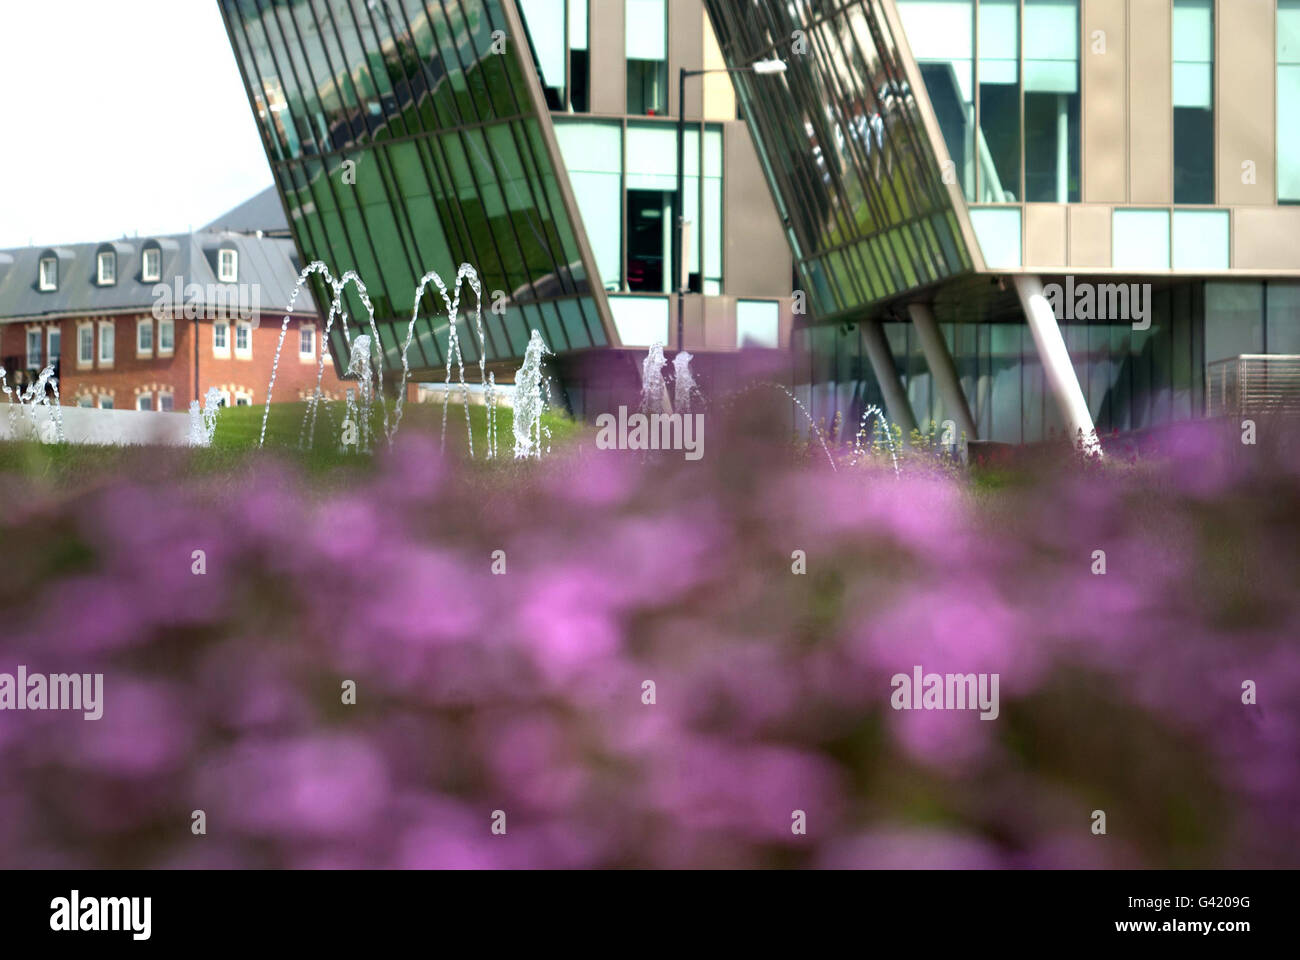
[1013,275,1102,455]
[907,302,978,442]
[860,319,918,436]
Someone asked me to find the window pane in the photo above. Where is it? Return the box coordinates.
[627,59,668,115]
[626,0,668,115]
[555,120,622,289]
[608,294,668,345]
[736,300,780,348]
[970,207,1022,268]
[1024,0,1080,202]
[625,0,666,60]
[569,0,588,49]
[1280,1,1300,202]
[899,0,976,202]
[1173,0,1214,203]
[626,124,676,189]
[1267,281,1300,353]
[1113,210,1170,269]
[702,173,722,286]
[978,0,1020,202]
[1171,210,1228,269]
[1205,282,1263,363]
[519,0,566,97]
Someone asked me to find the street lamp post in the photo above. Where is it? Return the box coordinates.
[674,58,786,353]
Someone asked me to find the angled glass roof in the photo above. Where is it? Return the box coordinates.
[703,0,976,323]
[219,0,610,374]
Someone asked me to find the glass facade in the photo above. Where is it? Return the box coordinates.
[894,0,1080,205]
[707,1,1300,445]
[793,282,1212,444]
[1207,280,1300,359]
[219,0,610,377]
[703,0,975,325]
[794,278,1300,445]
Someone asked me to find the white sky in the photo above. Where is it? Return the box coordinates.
[0,0,273,249]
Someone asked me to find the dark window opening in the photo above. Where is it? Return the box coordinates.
[627,189,669,292]
[1025,92,1080,203]
[1174,107,1215,204]
[570,50,589,112]
[978,82,1020,201]
[627,59,667,115]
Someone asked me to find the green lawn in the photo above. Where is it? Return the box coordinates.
[0,399,584,491]
[221,399,582,460]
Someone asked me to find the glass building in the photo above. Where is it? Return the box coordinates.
[219,0,796,412]
[706,0,1300,444]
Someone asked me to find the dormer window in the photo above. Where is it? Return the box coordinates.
[142,247,161,282]
[97,251,116,285]
[218,249,238,282]
[39,257,57,291]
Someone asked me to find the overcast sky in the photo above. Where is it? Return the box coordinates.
[0,0,272,249]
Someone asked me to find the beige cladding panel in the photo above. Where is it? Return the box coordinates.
[588,0,626,115]
[1084,0,1127,202]
[1024,204,1068,268]
[701,295,736,351]
[722,122,792,299]
[1128,0,1172,203]
[702,9,736,121]
[1218,0,1276,206]
[1068,205,1112,268]
[1233,208,1300,269]
[670,0,704,119]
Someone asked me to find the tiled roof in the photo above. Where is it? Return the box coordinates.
[201,186,291,235]
[0,229,317,322]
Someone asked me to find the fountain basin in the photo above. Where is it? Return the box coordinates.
[0,406,191,446]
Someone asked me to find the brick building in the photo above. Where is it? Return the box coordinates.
[0,190,345,411]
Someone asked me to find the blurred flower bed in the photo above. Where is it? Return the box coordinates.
[0,410,1297,869]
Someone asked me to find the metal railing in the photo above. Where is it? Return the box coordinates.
[1207,355,1300,417]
